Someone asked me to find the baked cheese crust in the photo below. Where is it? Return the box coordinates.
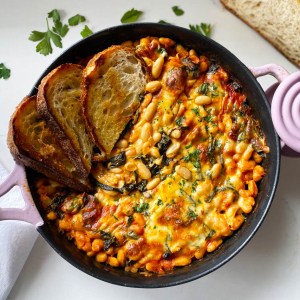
[36,36,269,274]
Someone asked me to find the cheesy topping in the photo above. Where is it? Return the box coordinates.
[36,36,269,274]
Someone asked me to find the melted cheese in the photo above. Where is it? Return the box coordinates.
[36,36,269,274]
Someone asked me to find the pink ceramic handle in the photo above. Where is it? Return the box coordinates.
[250,64,300,155]
[0,163,44,227]
[250,64,290,82]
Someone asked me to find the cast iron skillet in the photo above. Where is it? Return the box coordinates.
[7,23,283,288]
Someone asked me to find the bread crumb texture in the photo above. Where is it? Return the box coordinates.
[221,0,300,67]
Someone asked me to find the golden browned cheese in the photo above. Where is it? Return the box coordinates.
[36,36,269,274]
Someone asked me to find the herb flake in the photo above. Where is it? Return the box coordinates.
[172,6,184,16]
[80,25,93,38]
[121,8,143,23]
[68,14,86,26]
[0,63,11,79]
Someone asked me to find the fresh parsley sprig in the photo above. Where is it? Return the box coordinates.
[0,63,11,80]
[29,18,62,56]
[29,9,92,56]
[189,23,212,37]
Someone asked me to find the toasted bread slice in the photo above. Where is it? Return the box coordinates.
[81,45,147,155]
[37,63,94,179]
[221,0,300,67]
[7,96,91,192]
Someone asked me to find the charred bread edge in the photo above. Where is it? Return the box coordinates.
[7,96,92,193]
[36,63,89,179]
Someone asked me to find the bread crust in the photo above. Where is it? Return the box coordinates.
[37,63,92,179]
[7,96,92,192]
[81,45,147,155]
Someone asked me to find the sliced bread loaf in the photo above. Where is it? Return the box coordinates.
[221,0,300,67]
[81,45,147,156]
[37,63,94,179]
[7,96,91,192]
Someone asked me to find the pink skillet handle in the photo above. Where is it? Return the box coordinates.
[250,63,290,82]
[0,163,44,227]
[250,64,300,156]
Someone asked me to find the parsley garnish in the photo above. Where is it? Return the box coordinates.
[121,8,143,23]
[29,9,89,55]
[172,6,184,16]
[189,23,212,37]
[175,116,184,127]
[81,25,93,38]
[0,63,11,79]
[206,229,216,240]
[199,83,208,95]
[192,107,200,117]
[187,208,198,220]
[133,202,149,213]
[68,14,86,26]
[157,199,163,206]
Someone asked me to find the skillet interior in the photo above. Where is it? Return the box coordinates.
[27,23,281,288]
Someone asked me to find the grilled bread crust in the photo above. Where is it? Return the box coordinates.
[37,63,94,179]
[81,46,147,156]
[7,96,91,192]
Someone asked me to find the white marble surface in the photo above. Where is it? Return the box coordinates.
[1,0,300,299]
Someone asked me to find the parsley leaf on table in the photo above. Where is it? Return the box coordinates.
[121,8,143,23]
[29,18,62,56]
[0,63,11,79]
[172,6,184,16]
[81,25,93,38]
[189,23,212,37]
[68,14,86,26]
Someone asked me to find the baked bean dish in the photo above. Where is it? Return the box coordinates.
[36,36,269,274]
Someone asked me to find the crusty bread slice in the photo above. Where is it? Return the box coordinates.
[37,63,94,179]
[220,0,300,67]
[81,45,147,155]
[7,96,91,192]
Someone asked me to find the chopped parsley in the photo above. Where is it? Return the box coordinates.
[133,202,149,213]
[199,83,208,95]
[0,63,11,79]
[192,107,200,117]
[175,116,185,127]
[172,6,185,16]
[157,199,163,206]
[187,208,198,220]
